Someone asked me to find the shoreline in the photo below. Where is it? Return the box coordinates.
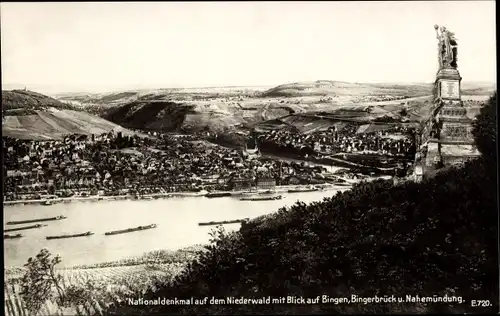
[3,182,357,207]
[3,178,391,270]
[5,245,205,274]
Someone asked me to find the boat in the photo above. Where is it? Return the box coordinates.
[205,192,232,198]
[260,190,275,194]
[287,186,320,193]
[46,231,94,240]
[287,188,319,193]
[6,215,67,225]
[198,218,249,226]
[104,224,157,236]
[43,200,52,206]
[240,195,283,201]
[4,224,48,232]
[4,234,23,239]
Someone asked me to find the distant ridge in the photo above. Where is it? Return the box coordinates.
[4,80,494,97]
[49,80,495,135]
[2,90,74,113]
[260,80,495,98]
[260,80,432,98]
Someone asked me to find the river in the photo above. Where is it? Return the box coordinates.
[3,189,349,267]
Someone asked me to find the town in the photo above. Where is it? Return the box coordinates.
[3,130,366,202]
[254,122,417,161]
[2,117,419,203]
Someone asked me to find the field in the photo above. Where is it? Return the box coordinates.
[4,247,202,316]
[54,80,495,134]
[4,81,493,140]
[252,91,491,134]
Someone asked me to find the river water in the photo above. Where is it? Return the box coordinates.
[4,189,349,267]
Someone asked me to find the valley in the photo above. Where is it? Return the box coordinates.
[52,80,494,135]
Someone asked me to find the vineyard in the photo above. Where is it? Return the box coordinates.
[5,263,188,316]
[4,246,203,316]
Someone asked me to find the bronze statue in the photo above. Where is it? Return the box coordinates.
[435,24,458,69]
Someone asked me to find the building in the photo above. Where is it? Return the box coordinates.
[227,175,253,191]
[256,176,276,190]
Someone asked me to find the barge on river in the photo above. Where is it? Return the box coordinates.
[287,186,320,193]
[205,192,232,198]
[6,215,67,226]
[4,224,48,232]
[198,218,250,226]
[4,234,23,239]
[46,231,94,240]
[104,224,157,236]
[240,195,283,201]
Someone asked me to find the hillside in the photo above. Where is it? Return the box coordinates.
[2,109,136,140]
[98,93,293,133]
[2,90,76,115]
[56,81,495,134]
[55,87,265,115]
[106,93,497,315]
[261,80,432,98]
[2,90,137,140]
[103,100,196,132]
[261,80,496,98]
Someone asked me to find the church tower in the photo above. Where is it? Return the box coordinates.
[243,135,260,160]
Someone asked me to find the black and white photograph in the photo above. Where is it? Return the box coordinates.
[2,1,498,315]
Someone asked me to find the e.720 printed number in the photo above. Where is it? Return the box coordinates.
[471,300,491,307]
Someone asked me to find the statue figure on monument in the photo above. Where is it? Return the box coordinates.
[434,24,458,69]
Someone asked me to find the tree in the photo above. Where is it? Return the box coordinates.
[472,92,497,162]
[19,249,65,314]
[19,249,102,315]
[47,184,56,195]
[62,280,102,312]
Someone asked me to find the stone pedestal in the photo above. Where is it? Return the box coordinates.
[432,68,479,166]
[436,68,462,100]
[419,68,481,175]
[423,140,441,174]
[434,68,474,144]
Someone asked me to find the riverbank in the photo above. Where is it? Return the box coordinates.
[3,182,358,207]
[5,245,204,274]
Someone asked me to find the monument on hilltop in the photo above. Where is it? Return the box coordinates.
[418,25,480,178]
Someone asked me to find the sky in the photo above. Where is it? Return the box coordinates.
[1,1,496,94]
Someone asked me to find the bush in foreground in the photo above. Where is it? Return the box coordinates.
[472,91,497,162]
[105,93,498,314]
